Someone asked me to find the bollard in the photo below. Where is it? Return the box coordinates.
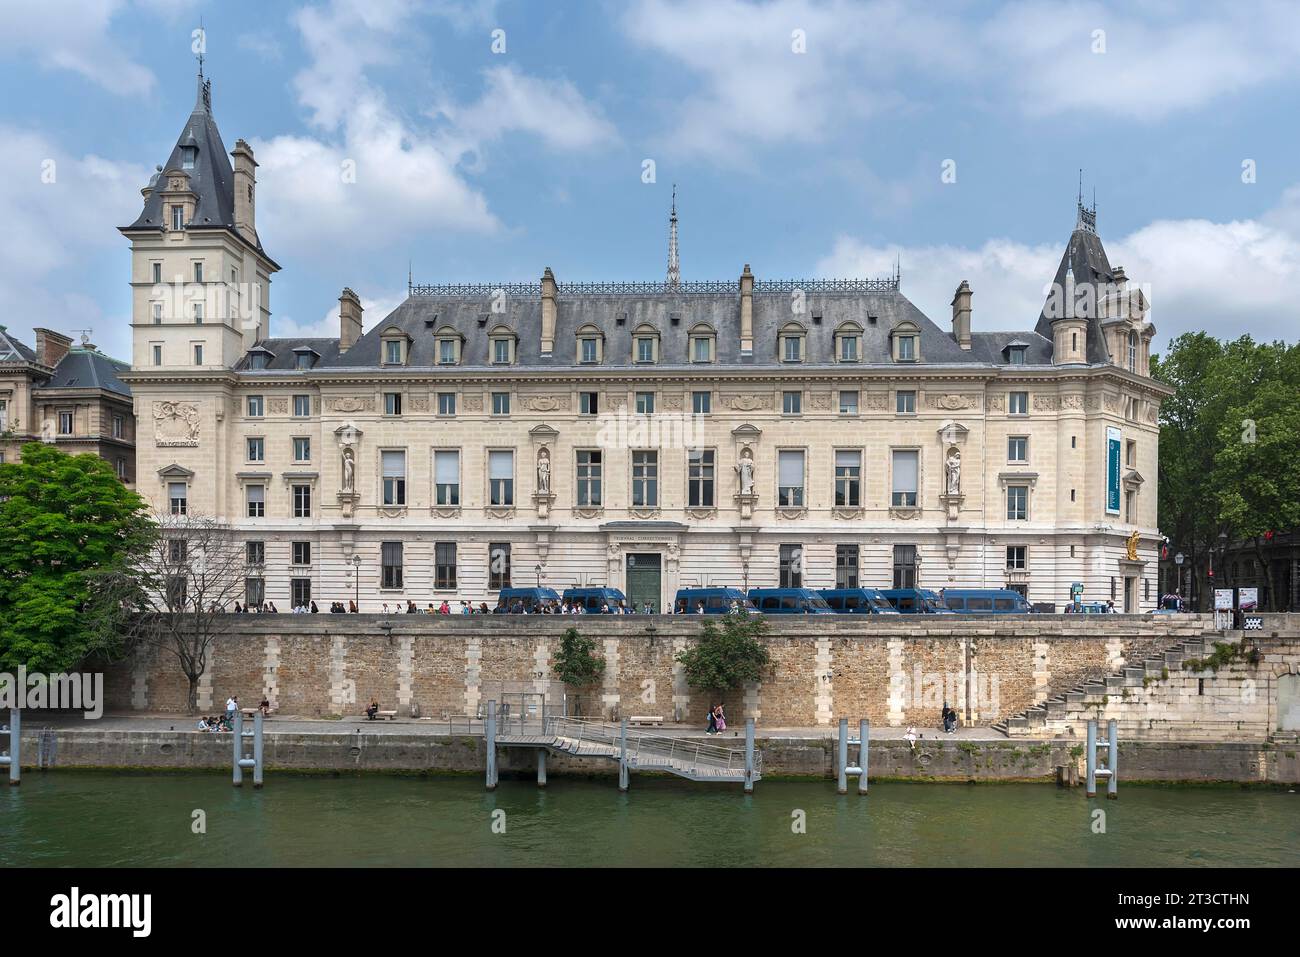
[837,718,848,794]
[537,748,547,788]
[1085,719,1097,798]
[618,718,629,792]
[232,709,244,787]
[1107,718,1118,800]
[253,709,264,789]
[858,719,869,795]
[485,700,497,791]
[744,718,755,793]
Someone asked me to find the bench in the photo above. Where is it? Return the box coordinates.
[368,710,398,721]
[628,715,664,727]
[241,708,275,720]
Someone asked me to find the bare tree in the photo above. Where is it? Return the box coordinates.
[131,513,253,713]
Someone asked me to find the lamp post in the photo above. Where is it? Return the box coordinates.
[535,563,542,587]
[351,554,361,611]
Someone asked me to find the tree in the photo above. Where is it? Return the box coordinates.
[127,513,254,713]
[0,442,155,673]
[676,611,771,694]
[552,627,605,715]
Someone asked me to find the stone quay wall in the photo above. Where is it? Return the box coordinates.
[103,614,1219,728]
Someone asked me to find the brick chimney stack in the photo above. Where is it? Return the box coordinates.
[34,328,72,368]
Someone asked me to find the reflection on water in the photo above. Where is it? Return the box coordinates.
[2,772,1295,867]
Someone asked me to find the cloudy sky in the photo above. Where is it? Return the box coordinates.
[2,0,1298,362]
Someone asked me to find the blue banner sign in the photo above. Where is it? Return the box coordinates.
[1106,426,1121,514]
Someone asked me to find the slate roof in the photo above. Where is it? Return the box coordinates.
[40,349,132,398]
[1034,216,1115,365]
[0,326,38,364]
[121,76,267,255]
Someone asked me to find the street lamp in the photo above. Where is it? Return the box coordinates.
[351,554,361,611]
[534,563,543,587]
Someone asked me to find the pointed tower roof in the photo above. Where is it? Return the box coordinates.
[1034,198,1114,364]
[121,73,267,255]
[666,185,680,288]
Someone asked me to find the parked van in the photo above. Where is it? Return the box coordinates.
[492,587,562,613]
[747,588,836,614]
[818,588,900,615]
[880,588,955,614]
[673,588,756,614]
[562,587,628,613]
[942,589,1033,614]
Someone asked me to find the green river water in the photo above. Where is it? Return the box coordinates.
[2,772,1295,867]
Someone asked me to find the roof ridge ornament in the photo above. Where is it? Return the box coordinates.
[1075,170,1097,234]
[666,184,680,289]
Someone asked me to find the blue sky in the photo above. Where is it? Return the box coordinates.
[2,0,1299,362]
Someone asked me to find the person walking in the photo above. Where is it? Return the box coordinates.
[706,704,718,735]
[715,704,727,733]
[225,695,237,723]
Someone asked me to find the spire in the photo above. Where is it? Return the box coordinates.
[1075,169,1097,234]
[194,16,211,113]
[666,184,680,288]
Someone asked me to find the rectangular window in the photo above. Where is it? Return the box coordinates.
[116,458,126,479]
[635,392,655,414]
[782,391,802,415]
[896,390,916,414]
[152,302,162,324]
[292,484,311,518]
[692,391,711,414]
[153,344,162,366]
[193,344,203,365]
[168,539,187,565]
[1008,436,1028,462]
[435,450,460,506]
[493,339,511,364]
[171,205,184,230]
[839,390,858,415]
[840,336,858,361]
[891,450,918,507]
[292,542,311,566]
[152,262,162,284]
[492,392,510,415]
[193,302,203,325]
[435,543,457,590]
[167,576,188,609]
[835,449,861,507]
[291,579,311,608]
[581,338,598,364]
[580,391,598,415]
[836,544,859,589]
[195,262,204,283]
[632,450,658,507]
[1009,391,1029,415]
[576,450,602,506]
[1006,546,1027,570]
[783,336,802,362]
[488,543,511,590]
[247,395,263,417]
[1126,439,1137,467]
[898,336,916,361]
[779,544,803,588]
[778,450,805,507]
[247,437,264,462]
[438,339,457,365]
[246,484,265,518]
[169,482,188,515]
[293,395,311,417]
[385,340,403,364]
[245,578,265,608]
[112,415,124,439]
[489,450,514,506]
[1007,485,1029,520]
[382,450,407,506]
[438,392,456,416]
[688,449,715,508]
[58,411,73,434]
[692,337,711,362]
[384,392,402,416]
[893,544,917,589]
[246,541,265,566]
[636,337,655,363]
[381,542,404,589]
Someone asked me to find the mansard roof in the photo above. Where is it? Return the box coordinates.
[40,349,132,397]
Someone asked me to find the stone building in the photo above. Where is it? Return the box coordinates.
[120,76,1171,612]
[0,325,135,481]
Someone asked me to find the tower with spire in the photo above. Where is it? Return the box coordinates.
[666,185,680,289]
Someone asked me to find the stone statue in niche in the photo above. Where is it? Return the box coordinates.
[735,447,755,494]
[945,448,961,495]
[536,448,551,493]
[341,447,356,492]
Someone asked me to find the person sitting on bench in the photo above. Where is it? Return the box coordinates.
[366,698,380,720]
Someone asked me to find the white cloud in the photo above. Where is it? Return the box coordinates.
[815,195,1300,349]
[0,0,157,95]
[0,126,147,359]
[275,289,407,341]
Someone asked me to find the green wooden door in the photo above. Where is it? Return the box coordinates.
[625,553,662,613]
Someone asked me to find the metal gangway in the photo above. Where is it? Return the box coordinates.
[484,701,760,792]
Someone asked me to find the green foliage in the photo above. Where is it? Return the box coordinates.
[675,612,771,692]
[552,627,605,688]
[0,443,156,672]
[1183,641,1249,673]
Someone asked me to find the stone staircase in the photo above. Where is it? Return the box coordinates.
[992,634,1218,737]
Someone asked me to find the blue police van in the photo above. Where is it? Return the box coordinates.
[941,589,1033,614]
[881,588,955,614]
[818,588,901,614]
[674,588,756,614]
[747,588,836,614]
[562,587,628,613]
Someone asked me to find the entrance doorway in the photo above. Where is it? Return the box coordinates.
[1123,576,1136,613]
[626,553,662,613]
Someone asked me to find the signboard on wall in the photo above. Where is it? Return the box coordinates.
[1106,426,1122,514]
[1238,587,1258,612]
[1214,589,1234,611]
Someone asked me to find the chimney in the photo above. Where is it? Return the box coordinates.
[950,280,972,350]
[34,328,72,368]
[540,268,557,357]
[339,288,363,352]
[739,264,754,356]
[231,139,258,247]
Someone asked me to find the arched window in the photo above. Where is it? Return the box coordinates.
[834,322,863,362]
[575,324,604,364]
[779,322,807,363]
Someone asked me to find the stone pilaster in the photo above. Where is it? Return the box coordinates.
[397,635,414,715]
[601,638,621,718]
[672,636,690,722]
[886,637,907,726]
[328,635,355,715]
[262,636,280,711]
[465,635,482,716]
[814,636,834,725]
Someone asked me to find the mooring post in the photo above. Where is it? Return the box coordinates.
[537,748,547,788]
[1085,718,1097,798]
[232,708,244,787]
[858,719,869,794]
[253,709,264,789]
[837,718,848,794]
[485,700,497,791]
[4,708,20,786]
[1106,718,1118,800]
[618,718,629,792]
[744,717,755,793]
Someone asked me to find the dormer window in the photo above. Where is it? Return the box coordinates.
[247,349,272,370]
[689,324,716,363]
[890,321,921,363]
[382,327,410,366]
[576,325,604,364]
[434,326,462,365]
[779,323,806,363]
[489,326,516,365]
[835,322,863,363]
[1008,345,1027,365]
[632,325,660,364]
[898,336,916,360]
[293,348,319,370]
[181,145,197,170]
[170,205,184,231]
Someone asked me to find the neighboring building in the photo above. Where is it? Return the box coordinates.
[0,325,135,481]
[121,74,1171,612]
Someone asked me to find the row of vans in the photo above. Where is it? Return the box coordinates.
[487,586,1033,615]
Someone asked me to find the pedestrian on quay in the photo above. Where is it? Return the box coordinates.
[706,703,718,734]
[715,704,727,733]
[226,695,237,723]
[905,725,918,751]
